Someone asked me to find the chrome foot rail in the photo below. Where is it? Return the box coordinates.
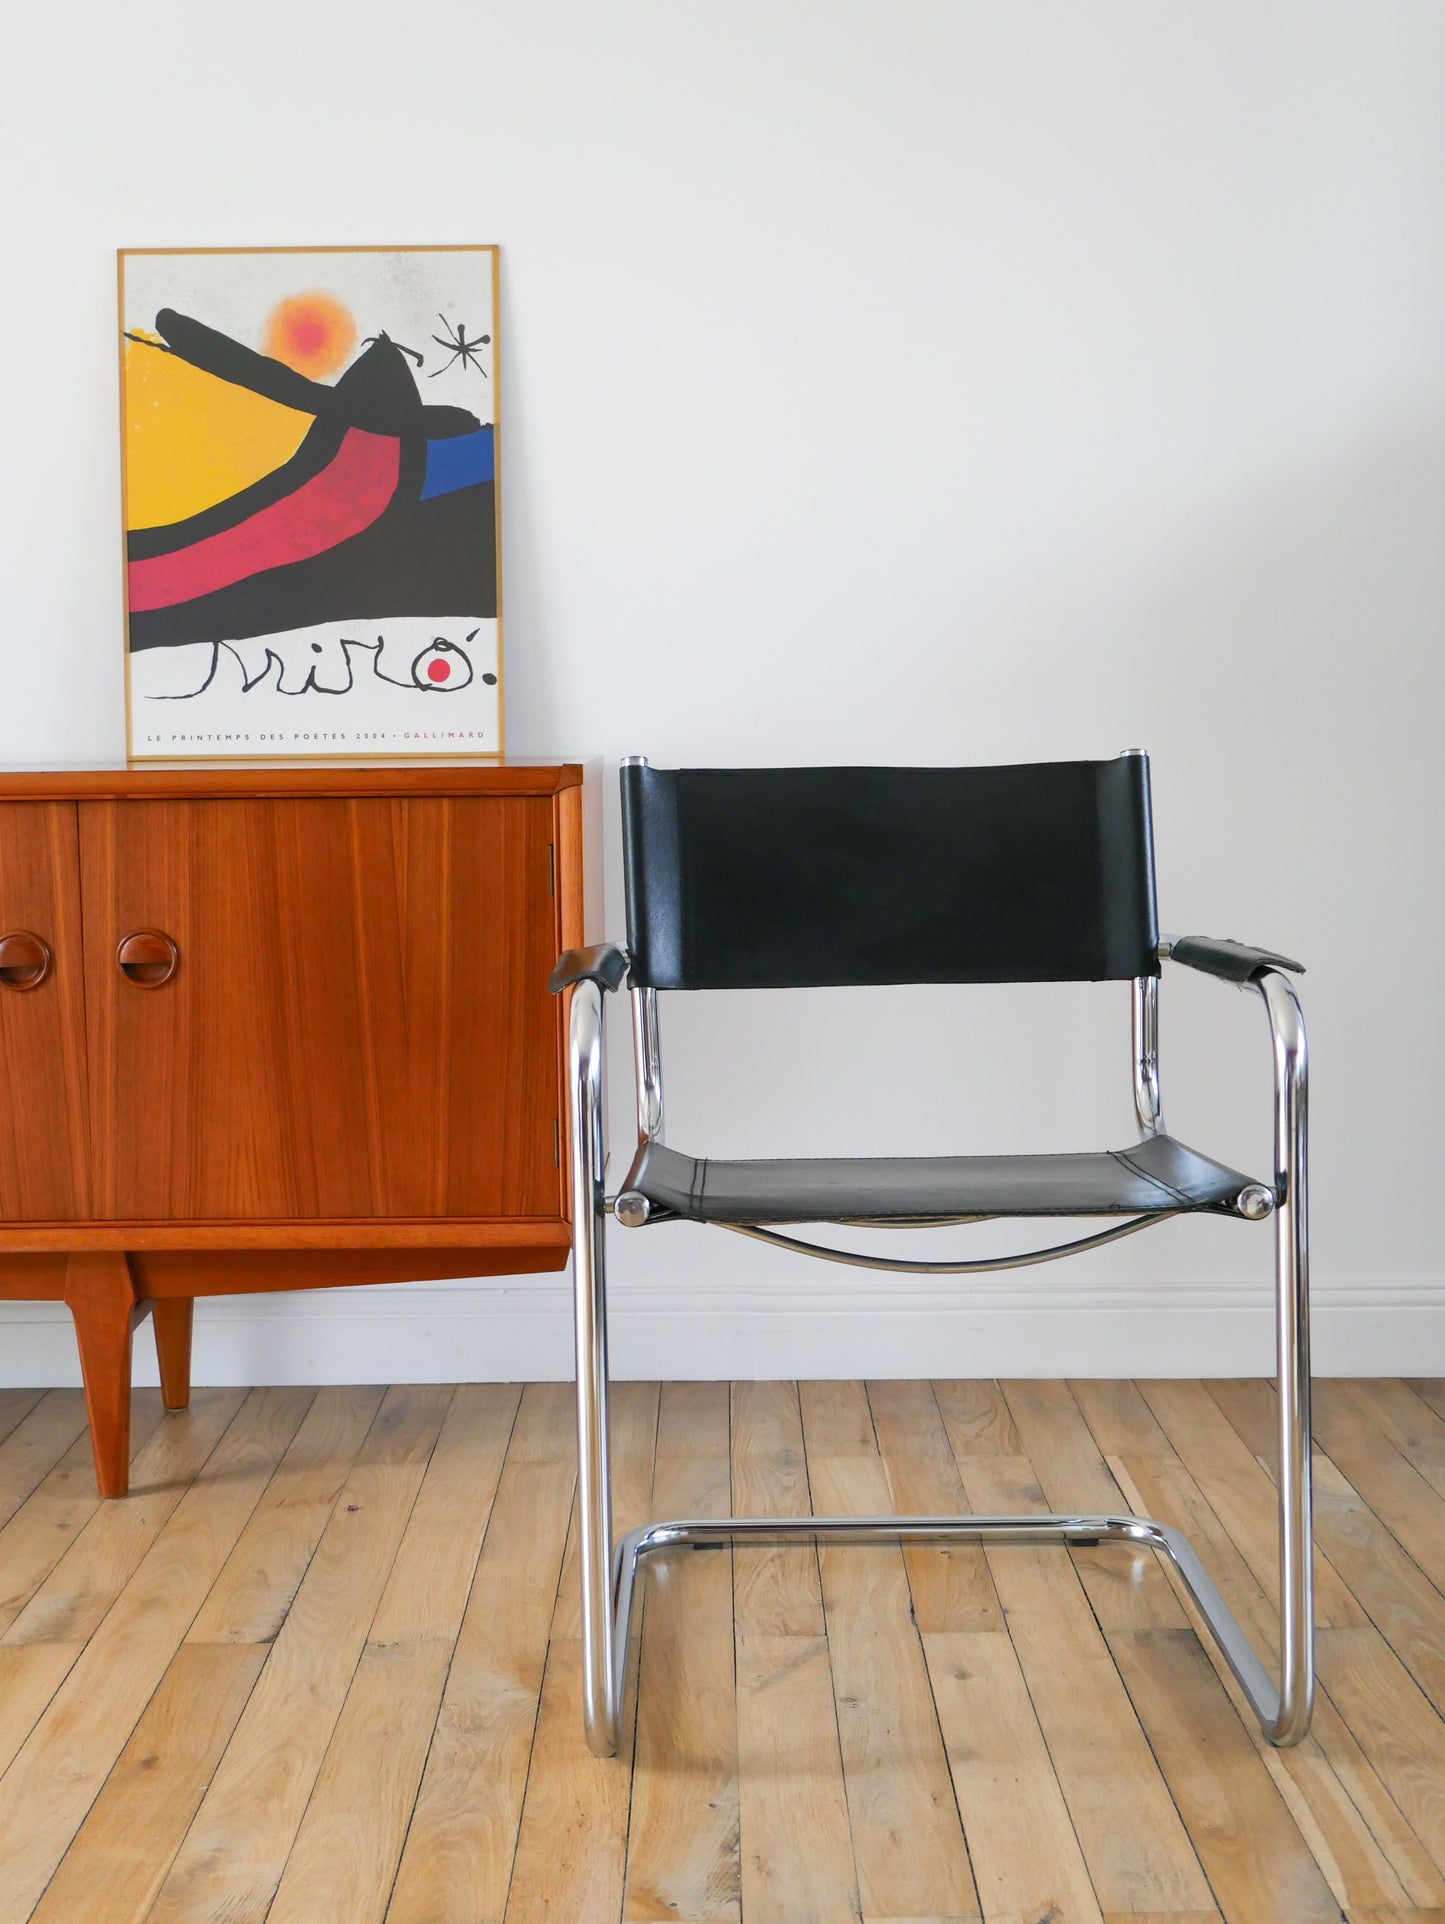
[590,1507,1297,1757]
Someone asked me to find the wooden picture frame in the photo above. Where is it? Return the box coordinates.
[118,244,502,762]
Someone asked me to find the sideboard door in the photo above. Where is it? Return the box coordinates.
[79,797,563,1222]
[0,803,91,1219]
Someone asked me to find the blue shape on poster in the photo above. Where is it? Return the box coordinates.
[420,428,494,501]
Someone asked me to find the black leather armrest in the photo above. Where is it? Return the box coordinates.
[1169,936,1305,984]
[548,943,630,996]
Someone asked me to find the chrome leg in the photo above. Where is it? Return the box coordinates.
[1260,967,1313,1744]
[568,979,622,1757]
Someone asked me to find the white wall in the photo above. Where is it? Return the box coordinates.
[2,2,1442,1382]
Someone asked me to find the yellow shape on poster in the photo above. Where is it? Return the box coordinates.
[123,338,314,530]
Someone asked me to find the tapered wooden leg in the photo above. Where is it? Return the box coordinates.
[152,1298,194,1411]
[64,1252,140,1499]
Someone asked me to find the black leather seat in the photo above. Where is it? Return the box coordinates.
[624,1133,1257,1224]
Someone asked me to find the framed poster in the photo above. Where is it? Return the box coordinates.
[118,245,501,761]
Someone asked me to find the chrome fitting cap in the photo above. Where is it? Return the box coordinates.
[614,1190,651,1227]
[1236,1184,1275,1221]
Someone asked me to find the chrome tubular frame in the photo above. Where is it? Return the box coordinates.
[631,988,664,1145]
[1257,965,1313,1743]
[562,960,1313,1758]
[566,977,620,1753]
[1132,973,1165,1136]
[715,1211,1170,1273]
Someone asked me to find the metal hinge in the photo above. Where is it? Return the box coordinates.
[553,1118,560,1167]
[547,843,555,895]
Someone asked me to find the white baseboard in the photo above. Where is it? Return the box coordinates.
[0,1275,1439,1386]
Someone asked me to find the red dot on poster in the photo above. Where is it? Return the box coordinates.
[427,658,450,682]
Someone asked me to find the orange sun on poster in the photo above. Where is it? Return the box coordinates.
[264,291,357,378]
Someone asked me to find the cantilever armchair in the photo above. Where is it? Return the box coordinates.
[549,753,1311,1758]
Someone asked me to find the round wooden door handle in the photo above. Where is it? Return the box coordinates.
[116,929,179,988]
[0,930,52,991]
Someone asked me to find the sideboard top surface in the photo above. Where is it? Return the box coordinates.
[0,757,589,800]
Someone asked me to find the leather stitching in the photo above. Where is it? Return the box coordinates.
[1110,1145,1198,1207]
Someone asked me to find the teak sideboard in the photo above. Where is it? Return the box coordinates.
[0,759,594,1495]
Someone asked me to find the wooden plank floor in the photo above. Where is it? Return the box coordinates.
[0,1381,1443,1923]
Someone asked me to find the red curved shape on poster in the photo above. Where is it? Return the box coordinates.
[127,428,401,613]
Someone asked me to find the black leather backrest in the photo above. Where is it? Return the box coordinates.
[621,757,1159,989]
